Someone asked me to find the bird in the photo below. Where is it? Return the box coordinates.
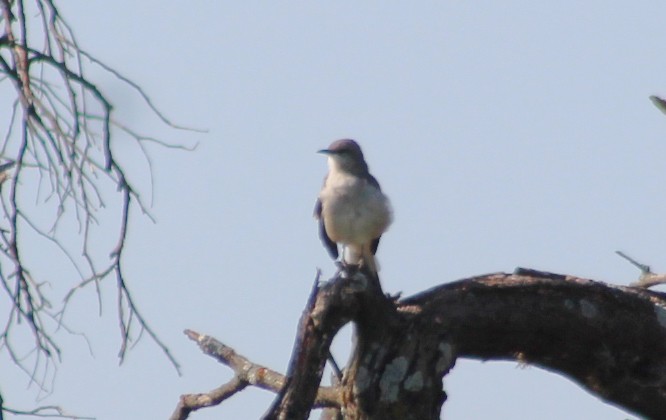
[314,139,392,275]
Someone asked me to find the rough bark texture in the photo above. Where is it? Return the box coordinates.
[262,268,666,420]
[401,268,666,419]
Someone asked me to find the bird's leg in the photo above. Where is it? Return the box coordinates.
[341,245,353,270]
[337,244,361,277]
[334,245,347,272]
[359,243,378,277]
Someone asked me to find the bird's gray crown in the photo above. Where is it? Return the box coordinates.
[318,139,369,175]
[325,139,363,157]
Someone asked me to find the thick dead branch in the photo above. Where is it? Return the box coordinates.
[263,269,379,419]
[400,268,666,419]
[179,267,666,419]
[265,266,450,420]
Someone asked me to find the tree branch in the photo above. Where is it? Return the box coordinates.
[616,250,666,288]
[170,328,340,420]
[0,1,200,414]
[178,267,666,419]
[400,268,666,419]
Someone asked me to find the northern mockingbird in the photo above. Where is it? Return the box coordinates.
[314,139,392,274]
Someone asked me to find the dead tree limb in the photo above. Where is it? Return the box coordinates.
[177,267,666,419]
[400,268,666,419]
[170,329,340,420]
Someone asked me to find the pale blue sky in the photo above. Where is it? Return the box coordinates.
[3,2,666,419]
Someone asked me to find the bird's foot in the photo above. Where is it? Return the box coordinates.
[337,261,360,276]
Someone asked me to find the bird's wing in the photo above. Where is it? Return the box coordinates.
[367,174,381,190]
[370,236,381,255]
[314,198,339,259]
[367,174,383,255]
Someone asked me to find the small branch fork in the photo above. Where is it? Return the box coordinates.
[169,330,340,420]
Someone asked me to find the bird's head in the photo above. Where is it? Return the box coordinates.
[318,139,368,175]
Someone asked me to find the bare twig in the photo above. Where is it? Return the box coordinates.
[170,376,248,420]
[0,0,199,413]
[1,405,94,419]
[616,250,666,288]
[169,329,340,420]
[650,95,666,115]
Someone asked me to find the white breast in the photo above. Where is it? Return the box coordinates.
[319,170,392,245]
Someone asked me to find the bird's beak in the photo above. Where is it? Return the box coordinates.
[317,149,333,155]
